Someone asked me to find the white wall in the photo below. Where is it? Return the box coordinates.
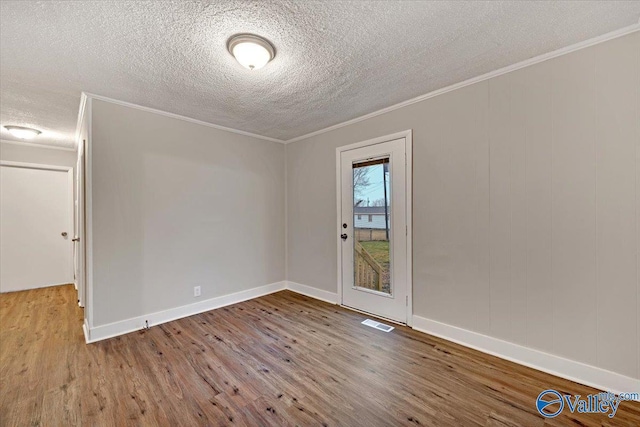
[0,140,78,205]
[0,140,76,168]
[285,32,640,380]
[89,99,285,327]
[0,139,78,207]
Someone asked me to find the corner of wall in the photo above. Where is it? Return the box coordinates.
[286,281,338,304]
[284,143,289,282]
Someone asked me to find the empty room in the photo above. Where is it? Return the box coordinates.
[1,1,639,425]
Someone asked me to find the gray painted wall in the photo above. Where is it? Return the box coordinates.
[91,99,285,326]
[285,32,639,379]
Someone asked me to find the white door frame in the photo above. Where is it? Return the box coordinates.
[0,160,75,286]
[75,140,85,308]
[335,130,413,326]
[76,92,93,341]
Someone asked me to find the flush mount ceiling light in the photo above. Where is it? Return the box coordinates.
[3,125,42,140]
[227,34,275,70]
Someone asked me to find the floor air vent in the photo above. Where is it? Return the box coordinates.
[361,319,395,332]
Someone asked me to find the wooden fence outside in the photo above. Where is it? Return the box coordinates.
[354,241,384,291]
[354,228,388,241]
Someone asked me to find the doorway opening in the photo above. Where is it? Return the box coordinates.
[0,161,74,293]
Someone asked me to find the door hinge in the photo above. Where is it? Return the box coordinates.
[406,296,408,306]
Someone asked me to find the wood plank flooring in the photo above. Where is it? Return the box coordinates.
[1,285,638,426]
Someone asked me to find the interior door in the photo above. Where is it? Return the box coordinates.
[0,164,73,292]
[340,138,408,323]
[74,141,85,306]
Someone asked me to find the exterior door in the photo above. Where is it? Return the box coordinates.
[0,164,73,292]
[339,137,409,323]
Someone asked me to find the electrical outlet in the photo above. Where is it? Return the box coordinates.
[194,286,201,297]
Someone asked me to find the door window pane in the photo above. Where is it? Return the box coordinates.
[352,158,391,294]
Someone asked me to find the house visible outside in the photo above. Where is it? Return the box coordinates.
[354,206,389,232]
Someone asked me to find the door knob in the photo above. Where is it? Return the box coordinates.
[341,233,348,241]
[61,232,68,237]
[72,237,80,242]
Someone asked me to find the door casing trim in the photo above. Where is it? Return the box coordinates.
[335,130,413,326]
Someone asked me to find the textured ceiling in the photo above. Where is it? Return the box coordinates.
[1,1,639,148]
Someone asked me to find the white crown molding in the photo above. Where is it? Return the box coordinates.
[75,24,639,146]
[284,23,640,144]
[82,92,286,144]
[0,160,72,172]
[412,316,640,399]
[0,138,76,152]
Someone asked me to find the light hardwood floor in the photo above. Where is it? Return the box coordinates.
[1,285,638,426]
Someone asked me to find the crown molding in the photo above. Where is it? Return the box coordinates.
[74,24,639,146]
[0,138,76,152]
[81,92,286,144]
[285,23,640,144]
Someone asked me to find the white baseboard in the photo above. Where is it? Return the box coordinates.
[81,278,638,399]
[84,281,286,343]
[0,281,72,294]
[412,316,640,399]
[83,318,90,343]
[286,281,339,304]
